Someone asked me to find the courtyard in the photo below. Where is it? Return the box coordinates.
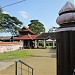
[0,49,56,75]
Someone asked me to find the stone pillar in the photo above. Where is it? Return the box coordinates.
[56,1,75,75]
[44,39,46,48]
[53,40,55,48]
[20,40,23,46]
[27,41,30,48]
[35,40,37,48]
[37,40,39,48]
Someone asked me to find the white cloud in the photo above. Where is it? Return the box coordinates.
[3,11,9,14]
[19,11,28,19]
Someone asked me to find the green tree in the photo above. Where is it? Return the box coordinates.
[0,8,3,23]
[28,20,45,34]
[0,8,23,35]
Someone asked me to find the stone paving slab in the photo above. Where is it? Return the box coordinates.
[0,62,14,71]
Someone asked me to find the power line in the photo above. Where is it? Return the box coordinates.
[1,0,26,8]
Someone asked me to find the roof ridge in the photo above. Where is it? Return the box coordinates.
[28,34,33,40]
[22,26,35,34]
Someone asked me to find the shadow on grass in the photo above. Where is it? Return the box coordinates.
[31,55,51,58]
[31,54,56,58]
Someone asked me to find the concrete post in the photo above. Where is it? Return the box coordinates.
[44,39,46,48]
[53,40,55,48]
[35,40,37,48]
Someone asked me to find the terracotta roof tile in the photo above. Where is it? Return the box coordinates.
[31,35,38,39]
[16,34,38,40]
[0,42,20,45]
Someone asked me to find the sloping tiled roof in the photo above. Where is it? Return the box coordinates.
[0,36,18,40]
[19,26,35,34]
[16,34,38,40]
[35,32,56,40]
[0,36,11,40]
[0,42,20,45]
[30,35,38,39]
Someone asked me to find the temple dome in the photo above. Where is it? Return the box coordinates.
[56,1,75,26]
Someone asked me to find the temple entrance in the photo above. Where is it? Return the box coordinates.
[23,40,34,49]
[23,40,30,48]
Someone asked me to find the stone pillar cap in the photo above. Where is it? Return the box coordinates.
[59,1,75,15]
[56,1,75,26]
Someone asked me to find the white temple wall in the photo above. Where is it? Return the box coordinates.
[0,42,23,53]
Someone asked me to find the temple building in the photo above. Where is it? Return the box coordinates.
[16,26,56,49]
[0,26,56,52]
[16,26,38,48]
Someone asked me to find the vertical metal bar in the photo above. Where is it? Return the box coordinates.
[32,69,33,75]
[15,61,17,75]
[21,62,22,75]
[28,67,29,75]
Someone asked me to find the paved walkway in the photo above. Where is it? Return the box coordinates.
[0,62,14,71]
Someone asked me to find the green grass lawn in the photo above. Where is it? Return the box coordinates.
[0,49,31,60]
[46,46,53,48]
